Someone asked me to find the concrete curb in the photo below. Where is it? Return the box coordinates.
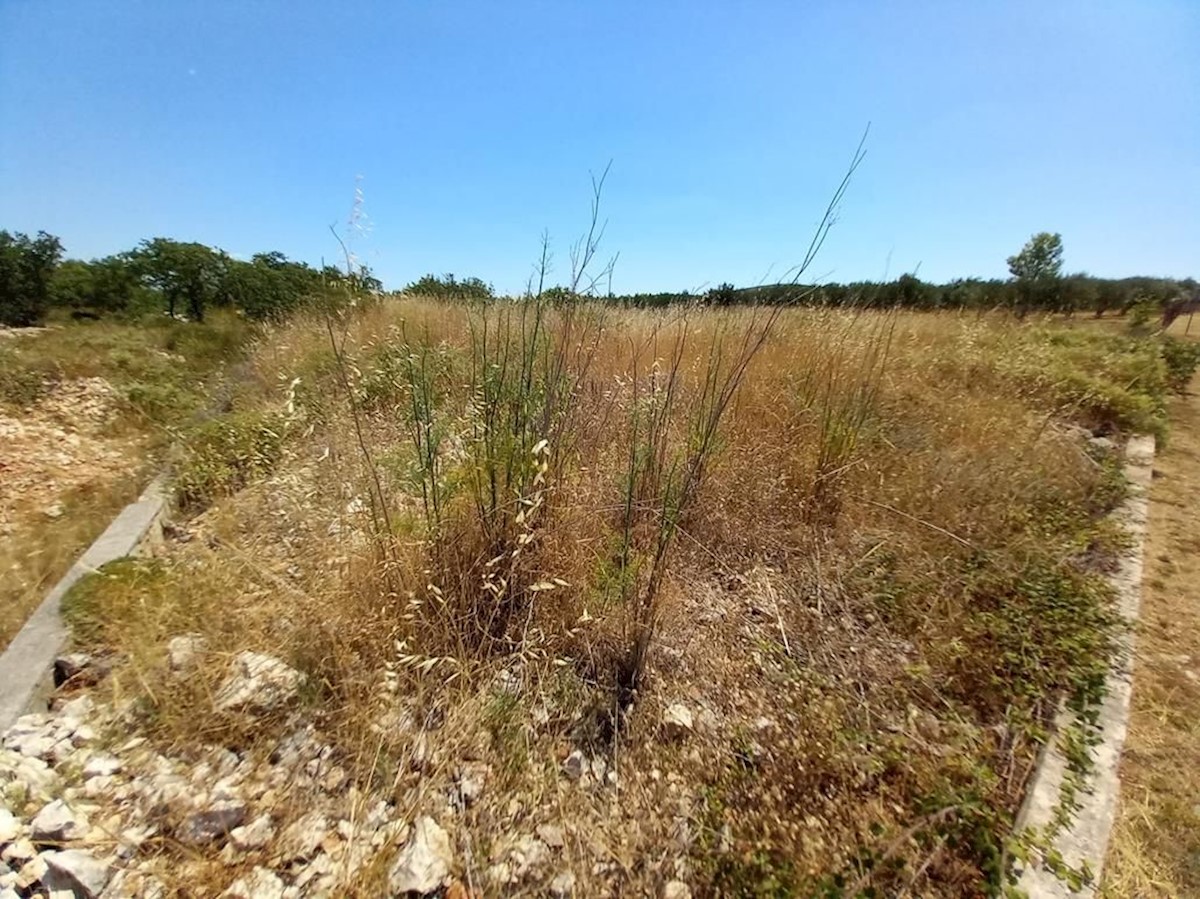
[1015,435,1155,897]
[0,477,168,733]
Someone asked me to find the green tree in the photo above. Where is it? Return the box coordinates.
[0,230,64,326]
[1006,232,1064,317]
[706,282,738,306]
[130,238,228,321]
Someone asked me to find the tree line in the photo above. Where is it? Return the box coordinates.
[0,231,380,327]
[404,235,1195,320]
[6,229,1195,328]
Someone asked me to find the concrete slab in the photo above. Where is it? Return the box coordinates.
[0,478,167,732]
[1015,436,1155,896]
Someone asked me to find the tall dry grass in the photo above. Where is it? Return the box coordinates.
[66,299,1173,895]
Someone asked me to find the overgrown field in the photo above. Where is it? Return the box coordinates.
[59,300,1200,896]
[0,312,249,648]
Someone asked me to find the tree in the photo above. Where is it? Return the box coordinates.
[50,255,143,315]
[0,230,63,326]
[706,282,738,306]
[1006,232,1064,317]
[130,238,228,321]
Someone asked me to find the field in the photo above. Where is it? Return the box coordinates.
[23,297,1198,897]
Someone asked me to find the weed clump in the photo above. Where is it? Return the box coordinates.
[172,410,284,511]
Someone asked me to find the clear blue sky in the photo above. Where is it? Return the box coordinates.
[1,1,1197,293]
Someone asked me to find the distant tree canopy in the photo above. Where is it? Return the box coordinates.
[0,231,379,326]
[0,230,63,326]
[403,273,495,301]
[604,273,1190,316]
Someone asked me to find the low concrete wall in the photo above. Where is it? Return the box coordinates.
[1015,435,1155,896]
[0,477,168,732]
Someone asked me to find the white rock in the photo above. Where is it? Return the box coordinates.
[116,825,156,860]
[230,814,275,852]
[224,866,285,899]
[388,816,452,895]
[0,887,17,899]
[278,811,327,861]
[550,870,576,897]
[15,854,47,890]
[662,704,694,738]
[168,634,207,673]
[0,808,19,842]
[455,762,489,806]
[82,755,122,780]
[663,881,692,899]
[10,731,57,760]
[510,835,550,878]
[215,652,304,715]
[32,799,88,843]
[56,696,93,721]
[2,838,35,865]
[42,849,111,898]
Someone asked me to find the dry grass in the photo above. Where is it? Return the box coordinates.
[1102,366,1200,898]
[61,299,1193,896]
[0,313,250,648]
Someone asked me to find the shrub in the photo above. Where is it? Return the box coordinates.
[1159,335,1200,393]
[172,411,285,511]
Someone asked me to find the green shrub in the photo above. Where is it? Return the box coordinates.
[0,358,53,407]
[173,411,284,511]
[1159,336,1200,393]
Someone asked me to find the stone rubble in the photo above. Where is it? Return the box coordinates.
[0,648,694,897]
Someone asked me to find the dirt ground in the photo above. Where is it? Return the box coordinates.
[1103,369,1200,896]
[0,377,142,648]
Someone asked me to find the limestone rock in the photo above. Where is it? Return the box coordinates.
[223,866,285,899]
[549,870,576,897]
[662,704,694,739]
[32,799,88,844]
[214,652,304,715]
[455,762,489,806]
[508,835,549,878]
[663,880,692,899]
[2,838,35,866]
[388,816,452,895]
[81,755,122,780]
[278,811,327,861]
[42,849,111,898]
[15,854,47,891]
[0,808,19,843]
[168,634,207,673]
[230,814,275,852]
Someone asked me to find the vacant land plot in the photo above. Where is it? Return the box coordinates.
[25,300,1197,897]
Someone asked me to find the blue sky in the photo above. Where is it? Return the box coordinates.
[1,1,1197,293]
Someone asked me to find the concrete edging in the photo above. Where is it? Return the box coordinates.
[1014,435,1155,897]
[0,477,168,732]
